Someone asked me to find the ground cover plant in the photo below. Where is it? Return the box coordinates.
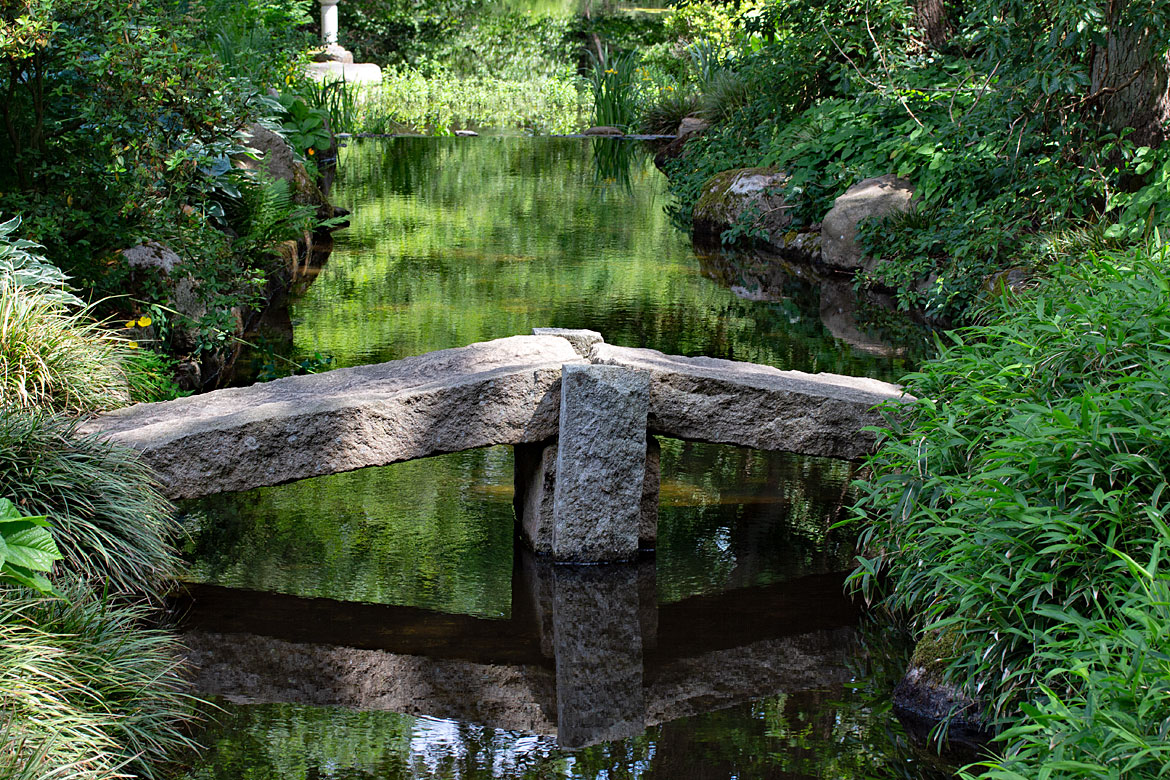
[849,244,1170,777]
[657,0,1170,321]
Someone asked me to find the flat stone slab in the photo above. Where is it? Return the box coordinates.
[589,343,908,461]
[80,336,584,499]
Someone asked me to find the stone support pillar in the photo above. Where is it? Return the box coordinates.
[514,436,660,556]
[550,363,650,562]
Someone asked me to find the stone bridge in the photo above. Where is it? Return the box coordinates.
[83,329,907,562]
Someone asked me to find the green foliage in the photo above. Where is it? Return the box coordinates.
[0,409,180,595]
[0,497,61,594]
[0,215,80,305]
[966,540,1170,779]
[848,246,1170,771]
[660,0,1170,320]
[589,48,640,129]
[1105,144,1170,242]
[123,347,187,404]
[303,78,362,135]
[356,69,588,134]
[0,283,136,413]
[200,0,313,87]
[639,88,701,134]
[275,93,333,157]
[0,581,198,780]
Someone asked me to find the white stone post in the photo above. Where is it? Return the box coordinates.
[319,0,339,45]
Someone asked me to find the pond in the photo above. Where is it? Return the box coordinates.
[176,137,946,779]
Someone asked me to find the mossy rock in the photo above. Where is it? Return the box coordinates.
[693,167,793,246]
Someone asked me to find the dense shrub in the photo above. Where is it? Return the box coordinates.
[0,583,197,780]
[659,0,1170,321]
[849,245,1170,775]
[0,411,179,595]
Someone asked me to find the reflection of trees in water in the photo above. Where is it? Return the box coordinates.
[180,446,517,617]
[590,138,645,194]
[656,439,859,602]
[289,137,909,381]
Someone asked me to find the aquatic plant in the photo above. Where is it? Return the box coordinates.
[588,49,640,130]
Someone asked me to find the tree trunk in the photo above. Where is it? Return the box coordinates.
[913,0,949,50]
[1090,9,1170,148]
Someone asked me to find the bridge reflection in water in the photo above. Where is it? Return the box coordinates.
[173,549,859,750]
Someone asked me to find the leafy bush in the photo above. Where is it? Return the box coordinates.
[0,215,80,306]
[848,246,1170,772]
[0,582,197,780]
[0,497,61,594]
[0,410,179,595]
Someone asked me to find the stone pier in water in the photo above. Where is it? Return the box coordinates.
[83,329,908,563]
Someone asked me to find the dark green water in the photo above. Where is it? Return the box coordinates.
[179,138,945,779]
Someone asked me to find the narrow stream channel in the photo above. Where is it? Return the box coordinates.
[174,137,947,779]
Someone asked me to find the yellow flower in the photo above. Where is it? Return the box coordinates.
[307,147,315,155]
[124,319,136,329]
[605,68,617,74]
[127,341,139,349]
[137,315,152,327]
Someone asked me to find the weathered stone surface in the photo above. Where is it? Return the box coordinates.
[514,441,560,554]
[531,328,603,358]
[693,167,792,248]
[640,435,660,549]
[81,336,585,499]
[552,364,650,562]
[551,564,645,747]
[590,343,907,461]
[514,436,661,555]
[236,123,333,218]
[820,174,914,272]
[653,116,709,170]
[305,61,383,84]
[311,43,354,64]
[123,241,181,274]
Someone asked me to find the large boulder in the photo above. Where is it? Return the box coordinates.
[653,116,709,170]
[236,123,334,219]
[692,168,795,250]
[121,240,244,391]
[820,174,914,273]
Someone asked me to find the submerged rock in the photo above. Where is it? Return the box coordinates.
[820,174,914,273]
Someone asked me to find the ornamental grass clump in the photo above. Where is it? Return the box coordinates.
[0,582,198,780]
[0,410,179,595]
[0,283,134,414]
[849,244,1170,774]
